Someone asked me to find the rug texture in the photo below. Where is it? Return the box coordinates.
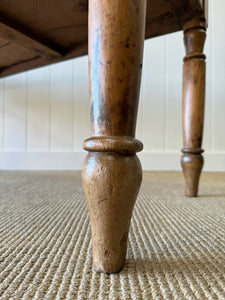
[0,171,225,300]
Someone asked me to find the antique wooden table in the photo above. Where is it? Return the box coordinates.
[0,0,207,273]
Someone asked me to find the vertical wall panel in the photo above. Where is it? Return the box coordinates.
[0,79,4,151]
[4,73,27,151]
[73,56,89,151]
[27,66,50,152]
[142,37,166,151]
[211,0,225,151]
[203,0,212,152]
[136,88,143,142]
[165,33,183,151]
[50,60,74,151]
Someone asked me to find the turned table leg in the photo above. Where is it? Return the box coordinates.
[181,19,207,197]
[82,0,147,273]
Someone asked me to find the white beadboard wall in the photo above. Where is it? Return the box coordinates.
[0,0,225,171]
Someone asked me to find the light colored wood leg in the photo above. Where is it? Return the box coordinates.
[181,18,207,197]
[82,0,147,273]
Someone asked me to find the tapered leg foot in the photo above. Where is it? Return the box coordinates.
[82,150,142,273]
[181,18,207,197]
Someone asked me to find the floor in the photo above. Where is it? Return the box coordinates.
[0,171,225,299]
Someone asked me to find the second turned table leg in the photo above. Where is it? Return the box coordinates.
[181,18,207,197]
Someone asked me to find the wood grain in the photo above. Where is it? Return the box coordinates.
[0,15,65,59]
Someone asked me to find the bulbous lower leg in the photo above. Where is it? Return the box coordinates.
[82,152,142,273]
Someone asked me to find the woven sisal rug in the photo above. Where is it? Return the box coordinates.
[0,171,225,299]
